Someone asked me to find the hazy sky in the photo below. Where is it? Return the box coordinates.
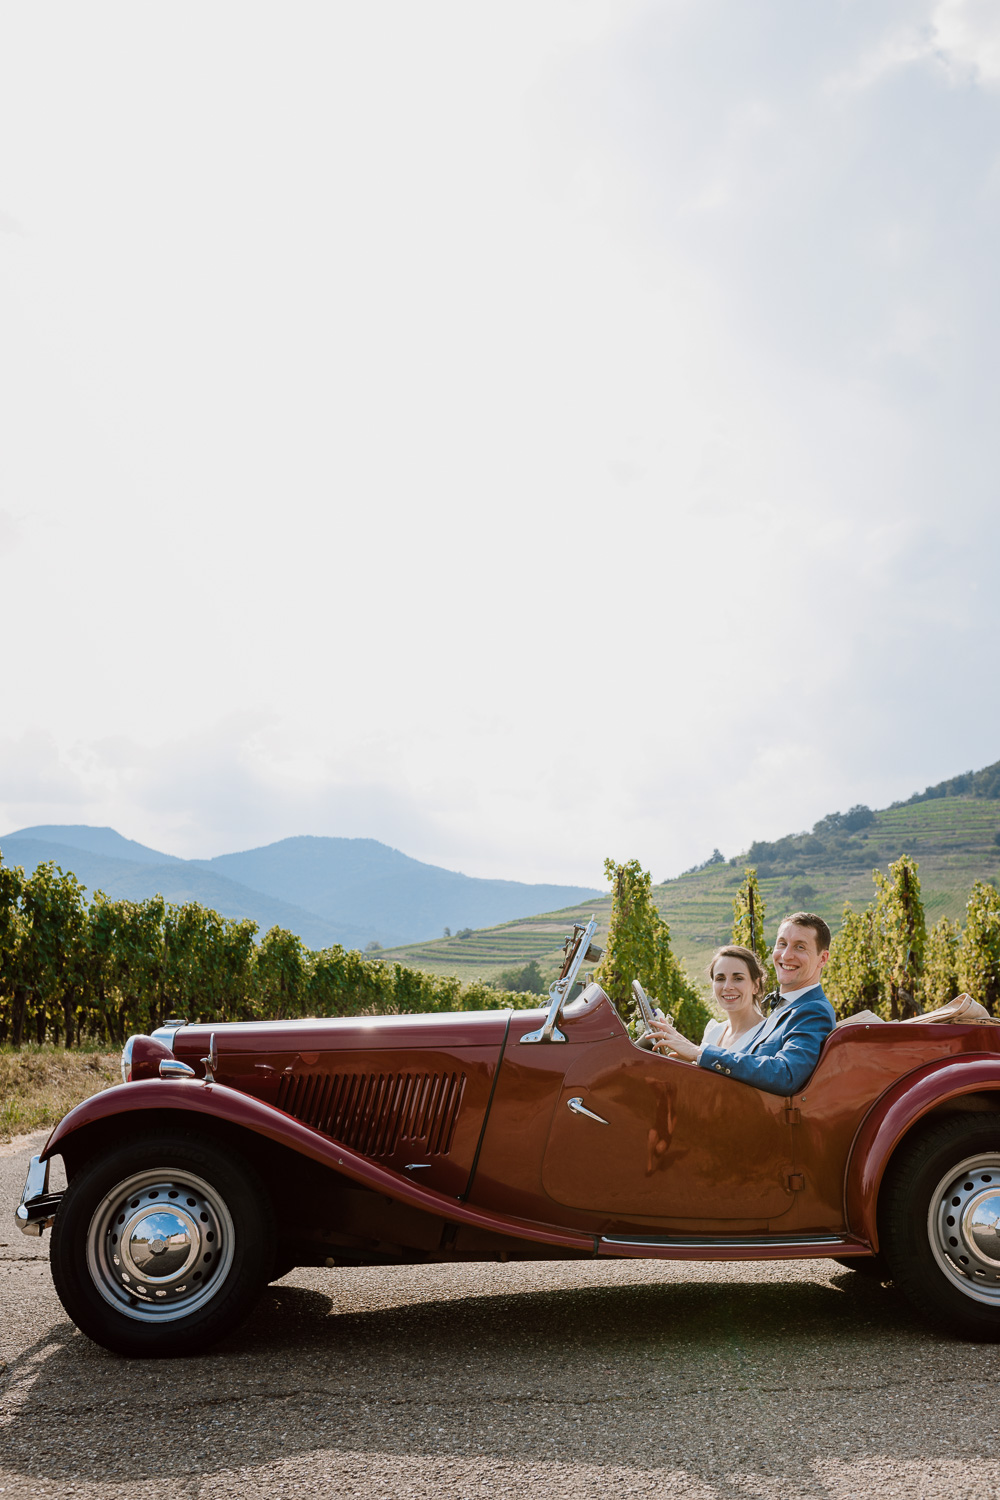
[1,1,999,885]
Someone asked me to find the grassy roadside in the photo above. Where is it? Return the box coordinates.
[0,1046,119,1145]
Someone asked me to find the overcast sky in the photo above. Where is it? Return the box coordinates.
[1,1,998,885]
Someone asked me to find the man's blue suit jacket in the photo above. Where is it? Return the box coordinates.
[698,985,836,1097]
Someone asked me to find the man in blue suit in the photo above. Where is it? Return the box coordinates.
[651,912,836,1096]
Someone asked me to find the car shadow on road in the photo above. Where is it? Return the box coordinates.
[235,1264,913,1356]
[3,1270,996,1497]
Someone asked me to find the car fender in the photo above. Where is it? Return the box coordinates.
[846,1054,1000,1247]
[39,1078,594,1254]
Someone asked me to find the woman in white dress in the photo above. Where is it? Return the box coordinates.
[697,944,768,1053]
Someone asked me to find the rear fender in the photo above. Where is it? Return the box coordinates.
[846,1056,1000,1248]
[40,1079,594,1254]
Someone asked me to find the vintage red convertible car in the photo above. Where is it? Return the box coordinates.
[16,920,1000,1354]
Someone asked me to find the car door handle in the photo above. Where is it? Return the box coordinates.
[567,1096,609,1125]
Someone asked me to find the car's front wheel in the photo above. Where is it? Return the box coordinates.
[51,1130,274,1356]
[880,1114,1000,1340]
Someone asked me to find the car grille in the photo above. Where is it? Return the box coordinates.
[276,1069,467,1158]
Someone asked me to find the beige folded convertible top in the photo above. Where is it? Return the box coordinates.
[837,993,999,1027]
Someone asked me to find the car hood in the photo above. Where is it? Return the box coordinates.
[169,1008,524,1059]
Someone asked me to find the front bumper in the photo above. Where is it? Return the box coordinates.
[15,1155,63,1237]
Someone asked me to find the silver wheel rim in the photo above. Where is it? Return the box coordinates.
[86,1168,235,1324]
[928,1153,1000,1306]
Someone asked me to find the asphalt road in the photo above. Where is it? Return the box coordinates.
[3,1135,1000,1499]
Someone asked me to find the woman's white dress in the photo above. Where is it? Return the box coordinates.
[701,1016,765,1052]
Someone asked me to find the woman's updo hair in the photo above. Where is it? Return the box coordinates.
[707,944,768,998]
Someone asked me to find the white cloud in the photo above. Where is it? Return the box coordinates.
[0,732,92,810]
[933,0,1000,83]
[0,2,997,886]
[829,0,1000,92]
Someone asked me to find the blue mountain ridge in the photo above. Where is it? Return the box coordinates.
[0,827,601,950]
[0,837,366,950]
[10,825,183,866]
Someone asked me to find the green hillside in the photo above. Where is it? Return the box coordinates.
[382,795,1000,988]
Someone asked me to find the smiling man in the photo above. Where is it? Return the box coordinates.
[650,912,836,1097]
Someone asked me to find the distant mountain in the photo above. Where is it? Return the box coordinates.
[0,826,601,951]
[9,825,183,866]
[0,834,365,950]
[205,836,600,948]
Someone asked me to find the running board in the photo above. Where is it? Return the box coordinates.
[598,1233,872,1261]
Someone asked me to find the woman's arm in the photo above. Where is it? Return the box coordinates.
[649,1015,702,1063]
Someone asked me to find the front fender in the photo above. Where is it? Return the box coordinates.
[845,1055,1000,1248]
[41,1078,594,1254]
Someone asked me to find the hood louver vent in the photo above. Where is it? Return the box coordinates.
[277,1069,467,1158]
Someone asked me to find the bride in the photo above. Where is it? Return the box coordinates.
[654,944,768,1056]
[702,944,769,1049]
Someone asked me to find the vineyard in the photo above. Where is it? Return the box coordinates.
[384,795,1000,986]
[0,850,714,1054]
[824,856,1000,1018]
[3,780,998,1050]
[0,857,541,1051]
[716,855,1000,1020]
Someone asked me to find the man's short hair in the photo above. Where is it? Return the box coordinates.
[780,911,832,952]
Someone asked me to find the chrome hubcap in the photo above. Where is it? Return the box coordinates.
[122,1206,199,1281]
[929,1154,1000,1305]
[87,1169,235,1323]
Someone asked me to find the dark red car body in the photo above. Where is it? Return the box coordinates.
[18,953,1000,1354]
[33,985,1000,1256]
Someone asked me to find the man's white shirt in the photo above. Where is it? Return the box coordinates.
[772,983,821,1008]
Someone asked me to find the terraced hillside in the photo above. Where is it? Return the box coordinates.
[382,796,1000,987]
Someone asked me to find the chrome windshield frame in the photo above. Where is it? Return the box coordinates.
[519,917,599,1044]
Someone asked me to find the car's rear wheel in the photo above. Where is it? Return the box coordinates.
[51,1131,274,1356]
[880,1114,1000,1340]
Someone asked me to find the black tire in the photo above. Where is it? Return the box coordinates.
[269,1250,299,1283]
[832,1254,889,1278]
[50,1130,275,1357]
[880,1114,1000,1340]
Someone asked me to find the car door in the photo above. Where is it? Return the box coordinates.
[541,1038,797,1222]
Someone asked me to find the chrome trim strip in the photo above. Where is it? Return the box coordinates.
[601,1234,852,1249]
[150,1018,188,1052]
